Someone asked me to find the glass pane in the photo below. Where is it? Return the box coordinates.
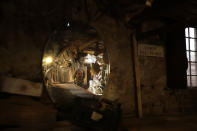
[187,63,190,75]
[189,27,196,38]
[187,51,190,60]
[191,63,197,75]
[185,28,189,37]
[190,39,197,51]
[191,76,197,87]
[190,52,197,62]
[186,38,189,50]
[187,76,191,87]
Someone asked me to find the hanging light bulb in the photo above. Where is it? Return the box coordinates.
[45,56,53,64]
[67,22,70,27]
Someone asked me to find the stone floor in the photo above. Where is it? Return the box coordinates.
[2,115,197,130]
[1,94,197,131]
[121,115,197,131]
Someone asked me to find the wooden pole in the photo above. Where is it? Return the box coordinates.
[54,67,57,82]
[132,34,143,118]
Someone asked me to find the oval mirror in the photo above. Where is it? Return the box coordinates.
[42,21,110,107]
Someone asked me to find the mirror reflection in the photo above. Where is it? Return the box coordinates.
[42,21,110,100]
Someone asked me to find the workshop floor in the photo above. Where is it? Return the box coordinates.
[1,94,197,131]
[121,115,197,131]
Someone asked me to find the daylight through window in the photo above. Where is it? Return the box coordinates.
[185,27,197,87]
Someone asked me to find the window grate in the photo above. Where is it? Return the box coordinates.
[185,27,197,87]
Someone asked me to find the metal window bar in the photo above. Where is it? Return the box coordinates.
[188,28,192,87]
[188,61,197,63]
[186,50,197,52]
[186,27,197,88]
[186,37,197,39]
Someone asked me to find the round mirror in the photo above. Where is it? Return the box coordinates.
[42,21,110,105]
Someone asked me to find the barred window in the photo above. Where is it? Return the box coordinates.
[185,27,197,87]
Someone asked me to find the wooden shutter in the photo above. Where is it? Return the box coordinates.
[166,27,187,89]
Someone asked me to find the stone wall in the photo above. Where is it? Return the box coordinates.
[2,0,196,118]
[140,50,197,115]
[138,21,197,116]
[0,0,136,116]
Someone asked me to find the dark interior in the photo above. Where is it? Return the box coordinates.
[1,0,197,130]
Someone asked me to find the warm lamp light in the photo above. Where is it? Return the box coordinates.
[45,56,53,64]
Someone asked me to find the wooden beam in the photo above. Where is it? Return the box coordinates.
[0,77,42,97]
[136,22,185,40]
[132,34,143,118]
[127,0,186,28]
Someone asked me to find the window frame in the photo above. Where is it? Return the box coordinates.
[185,27,197,88]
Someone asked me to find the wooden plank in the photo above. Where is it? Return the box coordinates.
[132,34,143,118]
[0,77,42,97]
[84,66,88,85]
[53,68,57,82]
